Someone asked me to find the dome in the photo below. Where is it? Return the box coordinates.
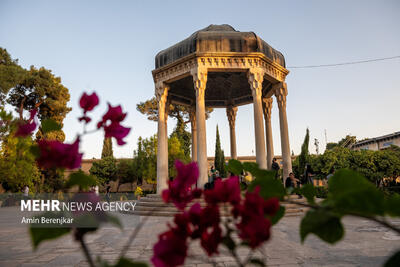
[155,24,286,69]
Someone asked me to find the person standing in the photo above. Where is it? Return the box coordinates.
[105,185,111,203]
[271,158,280,179]
[23,185,29,200]
[303,164,315,185]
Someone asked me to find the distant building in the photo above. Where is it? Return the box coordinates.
[352,131,400,151]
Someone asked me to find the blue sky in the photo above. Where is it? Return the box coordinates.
[0,0,399,159]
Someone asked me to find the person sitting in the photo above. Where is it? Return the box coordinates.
[286,172,302,198]
[285,172,300,188]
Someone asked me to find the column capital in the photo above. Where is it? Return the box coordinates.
[226,105,238,129]
[274,82,288,110]
[155,82,169,104]
[155,82,169,124]
[247,68,265,99]
[262,97,273,122]
[191,67,208,94]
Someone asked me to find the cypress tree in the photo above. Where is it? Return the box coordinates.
[214,125,223,176]
[101,137,113,158]
[298,128,310,176]
[220,150,226,177]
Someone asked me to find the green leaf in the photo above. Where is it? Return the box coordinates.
[66,170,97,190]
[114,258,148,267]
[300,209,344,244]
[384,250,400,267]
[329,169,373,196]
[226,159,243,175]
[328,169,385,216]
[385,193,400,217]
[248,175,286,200]
[41,119,61,133]
[242,162,258,174]
[29,212,71,249]
[300,184,316,204]
[249,258,266,267]
[270,205,285,225]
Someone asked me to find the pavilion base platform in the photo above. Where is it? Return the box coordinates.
[126,194,311,217]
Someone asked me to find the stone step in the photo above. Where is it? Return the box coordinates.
[139,197,207,203]
[135,202,305,211]
[132,194,311,217]
[137,200,305,209]
[128,207,307,217]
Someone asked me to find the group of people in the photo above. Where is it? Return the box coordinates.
[206,158,334,193]
[271,158,316,191]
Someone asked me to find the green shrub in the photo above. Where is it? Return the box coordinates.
[315,186,328,198]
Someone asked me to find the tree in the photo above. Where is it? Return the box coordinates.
[326,135,357,150]
[170,116,191,158]
[7,66,71,141]
[168,135,190,178]
[0,132,41,192]
[214,125,225,177]
[132,136,158,183]
[0,48,26,104]
[220,150,226,177]
[2,52,72,193]
[136,97,213,123]
[132,135,190,184]
[137,97,212,157]
[306,145,400,187]
[101,137,113,158]
[116,159,136,191]
[294,128,310,177]
[326,142,338,150]
[89,156,118,185]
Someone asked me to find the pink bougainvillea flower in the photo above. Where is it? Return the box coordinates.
[162,161,200,210]
[201,225,222,256]
[79,92,99,113]
[15,121,37,137]
[263,197,280,216]
[235,186,279,248]
[103,121,131,145]
[15,109,37,137]
[97,103,130,145]
[97,103,127,128]
[152,229,188,267]
[78,115,91,123]
[204,176,241,205]
[36,138,83,169]
[237,214,271,248]
[188,203,220,240]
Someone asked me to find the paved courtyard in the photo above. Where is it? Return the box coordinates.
[0,206,399,267]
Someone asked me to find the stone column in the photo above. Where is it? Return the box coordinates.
[226,105,238,159]
[164,100,169,166]
[247,68,267,169]
[192,67,208,188]
[262,98,274,170]
[275,82,292,180]
[189,106,197,162]
[156,82,169,194]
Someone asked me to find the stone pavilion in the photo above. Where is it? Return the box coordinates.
[152,24,292,193]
